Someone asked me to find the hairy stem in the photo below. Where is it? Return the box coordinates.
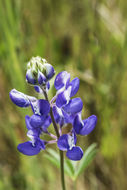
[42,88,66,190]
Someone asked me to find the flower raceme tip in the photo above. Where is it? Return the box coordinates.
[26,56,55,86]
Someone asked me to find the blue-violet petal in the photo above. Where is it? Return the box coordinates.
[73,114,84,134]
[25,115,32,130]
[54,71,70,90]
[44,63,55,80]
[37,71,46,85]
[30,114,45,128]
[9,89,30,107]
[57,134,69,151]
[80,115,97,135]
[26,69,37,84]
[69,77,80,97]
[38,99,50,115]
[17,141,41,156]
[63,97,83,114]
[66,146,83,161]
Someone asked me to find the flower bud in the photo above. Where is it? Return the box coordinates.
[26,69,37,84]
[26,56,55,86]
[43,63,55,80]
[37,71,46,85]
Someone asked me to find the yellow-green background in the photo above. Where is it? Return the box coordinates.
[0,0,127,189]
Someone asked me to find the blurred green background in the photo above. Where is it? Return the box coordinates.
[0,0,127,189]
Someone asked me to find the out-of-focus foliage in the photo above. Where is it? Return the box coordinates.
[0,0,127,189]
[45,143,98,181]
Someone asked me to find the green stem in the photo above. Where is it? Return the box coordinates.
[42,88,66,190]
[60,150,66,190]
[72,180,76,190]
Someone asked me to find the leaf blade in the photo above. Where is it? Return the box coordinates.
[45,149,74,177]
[74,143,98,179]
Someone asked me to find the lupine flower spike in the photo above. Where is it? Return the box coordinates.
[9,56,97,161]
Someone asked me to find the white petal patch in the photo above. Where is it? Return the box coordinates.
[27,95,37,102]
[68,134,75,150]
[12,89,34,102]
[31,101,41,115]
[64,86,72,104]
[78,113,84,126]
[27,130,35,146]
[56,86,66,95]
[44,63,52,74]
[63,72,70,86]
[56,106,63,117]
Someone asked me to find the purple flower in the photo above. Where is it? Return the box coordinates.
[53,71,82,127]
[54,71,70,90]
[52,105,78,127]
[25,114,51,132]
[9,89,37,107]
[17,139,45,156]
[63,98,83,114]
[57,132,83,161]
[74,114,97,135]
[55,71,80,109]
[10,88,51,156]
[18,116,46,156]
[17,112,51,156]
[30,99,50,116]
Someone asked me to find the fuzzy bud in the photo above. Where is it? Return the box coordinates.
[26,56,55,85]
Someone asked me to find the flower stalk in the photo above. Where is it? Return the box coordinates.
[42,88,66,190]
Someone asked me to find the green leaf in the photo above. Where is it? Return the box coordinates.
[45,149,75,178]
[44,149,60,170]
[46,149,60,161]
[45,153,60,168]
[64,159,75,177]
[74,143,98,179]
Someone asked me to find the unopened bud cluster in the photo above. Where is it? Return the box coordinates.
[26,56,55,86]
